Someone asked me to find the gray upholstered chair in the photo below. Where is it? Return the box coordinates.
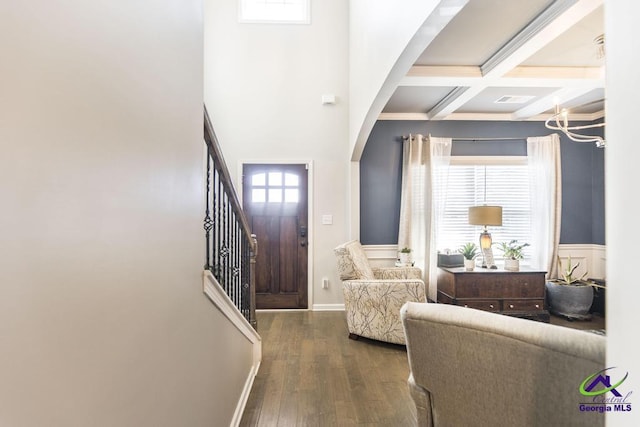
[333,240,426,345]
[401,302,606,427]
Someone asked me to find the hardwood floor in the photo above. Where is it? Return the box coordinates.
[549,311,606,330]
[240,310,606,426]
[239,311,416,426]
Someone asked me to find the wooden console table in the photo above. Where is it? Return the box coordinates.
[437,267,549,322]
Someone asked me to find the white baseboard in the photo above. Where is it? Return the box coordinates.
[231,360,260,427]
[256,305,345,312]
[312,303,345,311]
[202,271,262,427]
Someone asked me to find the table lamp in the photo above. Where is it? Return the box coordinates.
[468,205,502,268]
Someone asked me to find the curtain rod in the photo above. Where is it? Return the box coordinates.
[452,137,526,141]
[402,135,526,142]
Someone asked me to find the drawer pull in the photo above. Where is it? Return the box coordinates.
[464,304,468,308]
[535,304,540,309]
[489,304,494,309]
[509,304,515,309]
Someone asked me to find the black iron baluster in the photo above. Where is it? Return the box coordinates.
[235,220,241,311]
[203,106,258,330]
[216,172,224,286]
[204,150,213,270]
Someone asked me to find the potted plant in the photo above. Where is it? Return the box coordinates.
[496,240,529,271]
[546,256,605,320]
[398,247,412,265]
[458,242,478,271]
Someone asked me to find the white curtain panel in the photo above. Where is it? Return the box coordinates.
[527,134,562,279]
[398,134,452,301]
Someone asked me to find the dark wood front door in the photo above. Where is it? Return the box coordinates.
[242,164,308,309]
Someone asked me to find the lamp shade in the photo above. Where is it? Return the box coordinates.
[468,205,502,226]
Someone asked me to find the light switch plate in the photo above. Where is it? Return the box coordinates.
[322,214,333,225]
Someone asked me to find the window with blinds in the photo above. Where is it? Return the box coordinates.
[437,157,531,262]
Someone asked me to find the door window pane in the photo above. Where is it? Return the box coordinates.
[268,188,282,203]
[252,188,266,203]
[284,173,299,186]
[238,0,311,24]
[269,172,282,186]
[252,173,266,186]
[284,188,299,203]
[248,168,302,205]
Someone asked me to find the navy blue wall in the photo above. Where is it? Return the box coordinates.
[360,120,605,245]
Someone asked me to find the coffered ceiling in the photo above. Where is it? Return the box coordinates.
[380,0,605,123]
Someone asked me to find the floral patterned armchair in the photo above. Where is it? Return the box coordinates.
[334,240,427,345]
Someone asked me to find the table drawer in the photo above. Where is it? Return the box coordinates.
[503,299,545,313]
[456,299,500,312]
[452,274,545,299]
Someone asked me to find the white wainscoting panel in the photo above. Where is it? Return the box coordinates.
[363,244,398,268]
[557,244,606,280]
[363,244,607,281]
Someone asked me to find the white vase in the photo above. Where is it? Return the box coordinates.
[504,259,520,271]
[464,258,475,271]
[399,252,412,265]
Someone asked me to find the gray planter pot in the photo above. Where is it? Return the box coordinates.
[546,281,594,320]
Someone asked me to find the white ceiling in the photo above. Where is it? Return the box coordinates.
[381,0,605,122]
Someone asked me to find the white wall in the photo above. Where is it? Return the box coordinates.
[0,1,254,426]
[347,0,466,248]
[204,0,350,307]
[348,0,467,160]
[605,1,640,426]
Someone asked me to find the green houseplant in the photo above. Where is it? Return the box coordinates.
[546,256,605,320]
[496,240,529,271]
[458,242,478,271]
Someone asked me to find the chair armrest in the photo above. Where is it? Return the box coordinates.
[342,279,426,302]
[373,267,423,280]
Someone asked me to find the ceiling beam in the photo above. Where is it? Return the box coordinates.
[378,113,430,120]
[427,0,604,120]
[481,0,590,77]
[504,65,604,80]
[377,111,605,121]
[399,65,604,88]
[406,65,481,78]
[427,86,480,119]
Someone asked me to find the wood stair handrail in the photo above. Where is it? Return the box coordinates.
[203,105,257,254]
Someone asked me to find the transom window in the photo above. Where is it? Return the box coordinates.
[251,171,299,203]
[238,0,311,24]
[437,157,532,262]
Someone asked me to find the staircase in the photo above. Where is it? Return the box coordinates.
[203,106,258,330]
